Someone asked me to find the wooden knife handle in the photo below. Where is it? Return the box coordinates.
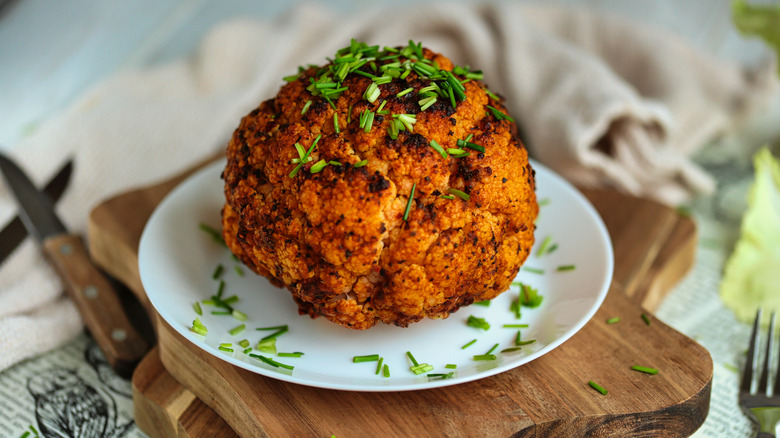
[43,233,148,377]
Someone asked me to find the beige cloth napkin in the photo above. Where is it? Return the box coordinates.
[0,2,775,371]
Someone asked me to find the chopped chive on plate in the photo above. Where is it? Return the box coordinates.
[139,159,612,392]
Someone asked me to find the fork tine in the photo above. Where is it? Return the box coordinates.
[774,313,780,396]
[758,312,775,395]
[742,309,762,393]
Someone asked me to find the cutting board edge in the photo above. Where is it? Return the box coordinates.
[155,308,712,437]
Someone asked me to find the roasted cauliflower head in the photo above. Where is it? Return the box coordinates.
[222,40,538,330]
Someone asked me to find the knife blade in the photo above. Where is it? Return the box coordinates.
[0,152,148,377]
[0,159,73,265]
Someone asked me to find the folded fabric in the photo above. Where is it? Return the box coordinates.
[0,2,775,371]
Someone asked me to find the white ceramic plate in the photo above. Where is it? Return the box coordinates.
[139,159,613,392]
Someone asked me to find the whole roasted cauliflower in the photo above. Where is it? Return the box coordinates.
[222,40,538,329]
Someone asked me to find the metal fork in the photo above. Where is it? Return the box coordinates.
[741,310,780,437]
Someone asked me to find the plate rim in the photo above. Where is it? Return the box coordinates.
[139,158,614,392]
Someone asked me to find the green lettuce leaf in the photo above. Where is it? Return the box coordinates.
[720,147,780,323]
[732,0,780,76]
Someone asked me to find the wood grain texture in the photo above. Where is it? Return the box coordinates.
[133,346,237,438]
[88,161,710,437]
[43,233,148,377]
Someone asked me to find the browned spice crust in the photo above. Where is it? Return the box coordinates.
[222,44,538,329]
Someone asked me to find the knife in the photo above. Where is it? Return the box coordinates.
[0,152,148,377]
[0,159,73,265]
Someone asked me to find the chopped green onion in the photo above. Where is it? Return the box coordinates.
[215,280,225,298]
[249,354,294,370]
[212,264,224,280]
[427,372,455,380]
[278,352,304,358]
[484,88,500,101]
[289,135,322,178]
[353,354,380,363]
[557,265,576,272]
[502,324,529,328]
[473,300,491,307]
[234,265,244,276]
[510,299,522,319]
[406,351,419,367]
[222,295,239,305]
[397,87,414,97]
[376,100,388,114]
[199,223,225,246]
[606,317,621,324]
[641,313,651,326]
[383,364,390,377]
[238,339,250,348]
[354,159,368,168]
[373,75,392,85]
[229,324,246,336]
[257,325,288,331]
[310,159,328,174]
[411,364,434,375]
[447,188,470,201]
[361,110,375,133]
[260,327,289,340]
[243,347,252,354]
[419,96,437,111]
[631,365,659,375]
[467,315,490,331]
[588,380,608,395]
[376,357,384,375]
[191,317,208,336]
[456,139,485,152]
[232,309,247,321]
[446,85,457,108]
[522,266,544,275]
[255,338,277,354]
[403,183,416,221]
[333,113,340,133]
[440,194,455,200]
[514,283,543,308]
[447,148,467,155]
[536,236,553,257]
[429,139,447,158]
[387,119,400,139]
[473,354,497,361]
[393,113,417,132]
[353,69,376,79]
[461,339,477,349]
[501,347,523,353]
[515,331,536,346]
[445,364,457,369]
[283,74,300,82]
[364,83,381,103]
[301,100,312,115]
[485,343,499,355]
[218,344,234,353]
[193,302,202,316]
[486,105,514,122]
[211,311,230,316]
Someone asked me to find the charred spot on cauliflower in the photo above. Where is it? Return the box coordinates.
[222,39,538,330]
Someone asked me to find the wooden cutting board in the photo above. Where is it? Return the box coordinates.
[88,158,710,437]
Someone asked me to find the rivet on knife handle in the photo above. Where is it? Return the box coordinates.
[43,233,148,376]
